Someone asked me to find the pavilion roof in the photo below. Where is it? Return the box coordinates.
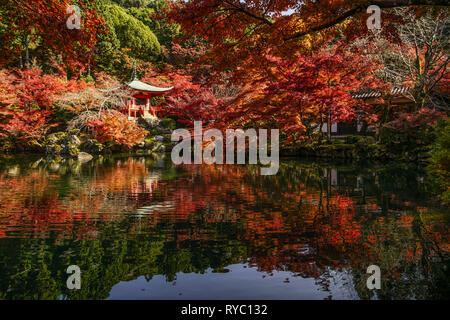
[350,86,410,99]
[126,80,173,93]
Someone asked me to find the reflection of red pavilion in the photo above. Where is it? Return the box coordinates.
[124,62,173,119]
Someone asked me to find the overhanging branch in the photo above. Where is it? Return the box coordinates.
[284,0,449,41]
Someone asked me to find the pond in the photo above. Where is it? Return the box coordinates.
[0,154,448,300]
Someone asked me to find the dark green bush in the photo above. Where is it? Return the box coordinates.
[427,119,450,205]
[160,118,176,130]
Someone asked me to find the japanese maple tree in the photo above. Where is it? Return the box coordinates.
[141,69,223,127]
[86,110,148,148]
[215,48,382,143]
[165,0,448,79]
[0,68,86,147]
[0,0,106,69]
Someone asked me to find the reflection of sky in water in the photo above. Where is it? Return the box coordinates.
[108,264,358,300]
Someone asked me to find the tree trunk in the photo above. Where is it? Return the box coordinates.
[377,101,391,142]
[319,117,324,141]
[327,113,332,141]
[24,34,30,68]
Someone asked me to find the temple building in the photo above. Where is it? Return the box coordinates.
[317,86,413,137]
[123,62,173,119]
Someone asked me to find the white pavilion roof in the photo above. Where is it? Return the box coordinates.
[126,80,173,92]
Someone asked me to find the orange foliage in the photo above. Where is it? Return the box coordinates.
[86,110,147,148]
[0,68,86,145]
[166,0,439,78]
[0,0,106,68]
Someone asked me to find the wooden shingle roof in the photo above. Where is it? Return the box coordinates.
[351,86,410,99]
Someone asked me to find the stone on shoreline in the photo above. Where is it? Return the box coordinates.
[78,152,93,163]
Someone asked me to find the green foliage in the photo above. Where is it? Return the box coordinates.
[345,135,376,145]
[80,74,95,84]
[160,117,176,130]
[102,4,161,62]
[110,0,179,45]
[127,5,181,50]
[379,125,435,161]
[112,0,151,7]
[379,109,444,161]
[144,137,157,148]
[428,119,450,205]
[94,35,121,74]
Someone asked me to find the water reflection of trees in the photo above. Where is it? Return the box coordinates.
[0,156,448,299]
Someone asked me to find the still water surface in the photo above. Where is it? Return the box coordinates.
[0,154,448,300]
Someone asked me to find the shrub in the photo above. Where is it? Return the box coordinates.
[0,110,56,151]
[86,110,147,149]
[428,118,450,205]
[380,109,444,160]
[160,118,176,130]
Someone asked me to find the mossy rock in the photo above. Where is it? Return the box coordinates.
[68,129,80,136]
[138,116,160,129]
[0,140,14,153]
[144,137,157,149]
[47,132,66,144]
[54,144,62,153]
[78,152,93,163]
[65,135,81,146]
[80,139,104,154]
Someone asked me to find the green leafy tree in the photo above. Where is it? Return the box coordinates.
[112,0,151,8]
[103,4,161,62]
[127,5,181,50]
